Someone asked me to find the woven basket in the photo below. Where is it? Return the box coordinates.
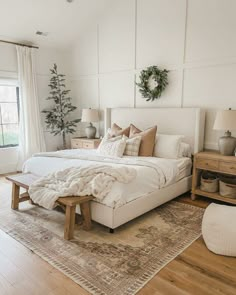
[219,176,236,199]
[200,171,219,193]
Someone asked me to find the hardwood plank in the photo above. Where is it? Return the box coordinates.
[0,251,26,285]
[0,273,15,295]
[137,284,159,295]
[47,287,74,295]
[139,275,188,295]
[164,258,236,295]
[50,271,90,295]
[188,238,236,272]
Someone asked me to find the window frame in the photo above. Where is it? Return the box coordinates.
[0,84,20,148]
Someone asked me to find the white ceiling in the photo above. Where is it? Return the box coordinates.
[0,0,108,50]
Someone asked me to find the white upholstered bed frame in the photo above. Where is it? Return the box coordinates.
[77,107,205,230]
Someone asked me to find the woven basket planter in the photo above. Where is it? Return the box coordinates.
[200,171,219,193]
[219,176,236,199]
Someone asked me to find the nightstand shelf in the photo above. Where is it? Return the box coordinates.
[194,187,236,205]
[191,151,236,205]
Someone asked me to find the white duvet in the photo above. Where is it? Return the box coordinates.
[23,149,192,208]
[28,165,136,210]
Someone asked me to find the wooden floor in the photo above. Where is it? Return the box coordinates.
[0,175,235,295]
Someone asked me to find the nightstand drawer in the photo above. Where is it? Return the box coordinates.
[71,138,101,149]
[82,141,94,149]
[71,140,83,149]
[196,158,219,170]
[219,161,236,174]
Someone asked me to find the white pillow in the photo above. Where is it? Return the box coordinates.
[154,134,184,159]
[99,131,122,147]
[97,136,126,157]
[178,142,192,158]
[124,136,142,156]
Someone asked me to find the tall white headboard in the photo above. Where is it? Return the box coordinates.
[104,108,205,154]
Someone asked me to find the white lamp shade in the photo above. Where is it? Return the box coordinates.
[213,110,236,131]
[81,109,99,123]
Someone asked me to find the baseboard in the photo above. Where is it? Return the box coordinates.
[0,163,17,175]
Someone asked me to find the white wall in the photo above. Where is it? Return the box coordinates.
[71,0,236,148]
[0,43,71,173]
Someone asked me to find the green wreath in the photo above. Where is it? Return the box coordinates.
[136,66,169,101]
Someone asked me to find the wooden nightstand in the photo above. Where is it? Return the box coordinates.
[191,151,236,205]
[71,137,101,149]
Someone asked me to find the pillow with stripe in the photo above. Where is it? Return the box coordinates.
[124,136,142,156]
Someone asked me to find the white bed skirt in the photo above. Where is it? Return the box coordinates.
[76,176,192,229]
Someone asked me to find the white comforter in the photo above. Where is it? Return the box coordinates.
[23,149,191,208]
[29,165,136,210]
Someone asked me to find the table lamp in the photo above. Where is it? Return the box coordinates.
[213,108,236,155]
[81,109,99,139]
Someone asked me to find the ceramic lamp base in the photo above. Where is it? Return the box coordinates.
[85,123,96,139]
[218,131,236,156]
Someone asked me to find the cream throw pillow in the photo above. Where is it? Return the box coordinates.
[154,134,184,159]
[124,136,142,156]
[97,136,126,157]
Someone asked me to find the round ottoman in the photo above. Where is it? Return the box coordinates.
[202,203,236,256]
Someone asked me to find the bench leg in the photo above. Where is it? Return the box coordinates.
[11,183,20,210]
[64,205,76,240]
[80,202,92,230]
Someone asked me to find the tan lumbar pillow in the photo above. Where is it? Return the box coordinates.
[129,124,157,156]
[110,123,130,137]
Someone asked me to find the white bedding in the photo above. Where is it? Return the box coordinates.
[23,149,192,208]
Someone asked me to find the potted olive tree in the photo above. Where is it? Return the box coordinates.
[42,64,80,149]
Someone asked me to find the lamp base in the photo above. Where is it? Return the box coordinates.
[85,123,96,139]
[218,131,236,156]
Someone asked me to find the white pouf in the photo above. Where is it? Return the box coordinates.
[202,203,236,257]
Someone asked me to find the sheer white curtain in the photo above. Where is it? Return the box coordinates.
[16,46,46,170]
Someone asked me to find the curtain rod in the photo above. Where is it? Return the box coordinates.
[0,39,39,49]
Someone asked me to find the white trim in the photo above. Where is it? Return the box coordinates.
[0,70,18,79]
[0,77,19,86]
[0,163,17,174]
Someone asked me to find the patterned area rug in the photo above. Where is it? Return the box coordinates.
[0,183,204,295]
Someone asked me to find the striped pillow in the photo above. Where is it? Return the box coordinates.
[124,136,142,156]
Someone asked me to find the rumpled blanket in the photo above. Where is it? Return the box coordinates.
[28,165,136,209]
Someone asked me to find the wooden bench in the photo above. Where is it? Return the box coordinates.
[6,173,94,240]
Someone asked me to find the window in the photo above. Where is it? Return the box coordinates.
[0,84,20,148]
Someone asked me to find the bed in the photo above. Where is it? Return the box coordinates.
[23,107,205,230]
